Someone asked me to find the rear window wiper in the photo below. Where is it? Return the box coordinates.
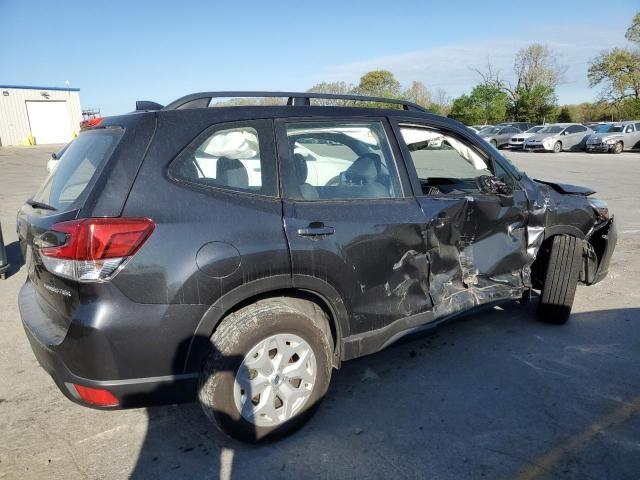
[27,199,57,211]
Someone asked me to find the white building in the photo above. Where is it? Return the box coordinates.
[0,85,82,146]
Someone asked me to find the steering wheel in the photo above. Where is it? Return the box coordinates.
[325,175,342,187]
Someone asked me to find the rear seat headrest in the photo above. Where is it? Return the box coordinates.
[216,157,249,188]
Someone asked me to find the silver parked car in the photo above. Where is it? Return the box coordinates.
[523,123,593,153]
[508,125,544,149]
[470,124,493,132]
[586,121,640,153]
[479,125,522,148]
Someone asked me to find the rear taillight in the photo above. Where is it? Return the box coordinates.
[72,384,119,407]
[38,218,154,282]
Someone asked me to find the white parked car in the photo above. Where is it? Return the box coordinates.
[508,126,544,149]
[46,142,72,173]
[523,123,593,153]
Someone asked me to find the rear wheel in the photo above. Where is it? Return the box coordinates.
[553,141,562,153]
[198,298,333,442]
[538,235,582,324]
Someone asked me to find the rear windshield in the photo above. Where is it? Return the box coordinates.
[33,128,122,210]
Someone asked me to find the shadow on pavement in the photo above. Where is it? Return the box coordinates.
[2,241,24,279]
[129,302,640,479]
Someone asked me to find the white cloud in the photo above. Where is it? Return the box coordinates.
[310,24,626,104]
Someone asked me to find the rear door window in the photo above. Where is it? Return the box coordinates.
[169,120,276,196]
[282,120,403,200]
[33,128,123,211]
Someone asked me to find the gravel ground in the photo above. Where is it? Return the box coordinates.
[0,145,639,480]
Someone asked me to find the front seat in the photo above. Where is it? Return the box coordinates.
[216,157,249,189]
[293,153,319,200]
[344,153,390,198]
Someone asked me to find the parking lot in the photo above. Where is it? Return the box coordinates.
[1,146,639,479]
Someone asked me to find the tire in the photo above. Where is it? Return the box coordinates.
[553,141,562,153]
[198,298,333,442]
[538,235,582,324]
[613,141,623,154]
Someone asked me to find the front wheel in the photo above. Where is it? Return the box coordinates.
[538,235,582,324]
[198,298,333,442]
[613,141,623,154]
[553,141,562,153]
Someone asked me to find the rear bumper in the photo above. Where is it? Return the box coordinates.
[19,280,201,409]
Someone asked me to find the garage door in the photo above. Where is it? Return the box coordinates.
[26,101,72,145]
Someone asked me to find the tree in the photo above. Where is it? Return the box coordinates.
[448,95,476,124]
[514,44,566,93]
[556,106,573,122]
[473,85,509,124]
[588,12,640,107]
[307,81,355,106]
[355,70,401,98]
[626,11,640,43]
[448,85,508,124]
[402,81,432,108]
[430,88,452,115]
[588,48,640,103]
[514,84,557,123]
[473,44,564,121]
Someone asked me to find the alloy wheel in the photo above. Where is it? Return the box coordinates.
[233,333,317,427]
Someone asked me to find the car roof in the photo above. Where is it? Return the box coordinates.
[104,103,476,137]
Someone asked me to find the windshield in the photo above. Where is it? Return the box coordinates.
[526,126,543,133]
[481,127,501,135]
[538,126,564,134]
[603,125,624,133]
[593,124,609,133]
[33,128,123,210]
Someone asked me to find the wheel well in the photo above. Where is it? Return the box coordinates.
[531,236,554,289]
[215,289,339,353]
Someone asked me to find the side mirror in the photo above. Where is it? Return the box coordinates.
[562,131,569,136]
[50,153,58,160]
[478,175,513,196]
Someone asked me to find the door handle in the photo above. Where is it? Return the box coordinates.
[297,222,335,237]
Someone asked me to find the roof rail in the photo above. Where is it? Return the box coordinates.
[162,91,428,112]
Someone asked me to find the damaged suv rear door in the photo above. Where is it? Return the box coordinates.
[393,120,531,317]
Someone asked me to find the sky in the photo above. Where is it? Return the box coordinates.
[1,0,638,116]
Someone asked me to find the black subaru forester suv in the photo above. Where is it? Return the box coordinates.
[18,92,616,441]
